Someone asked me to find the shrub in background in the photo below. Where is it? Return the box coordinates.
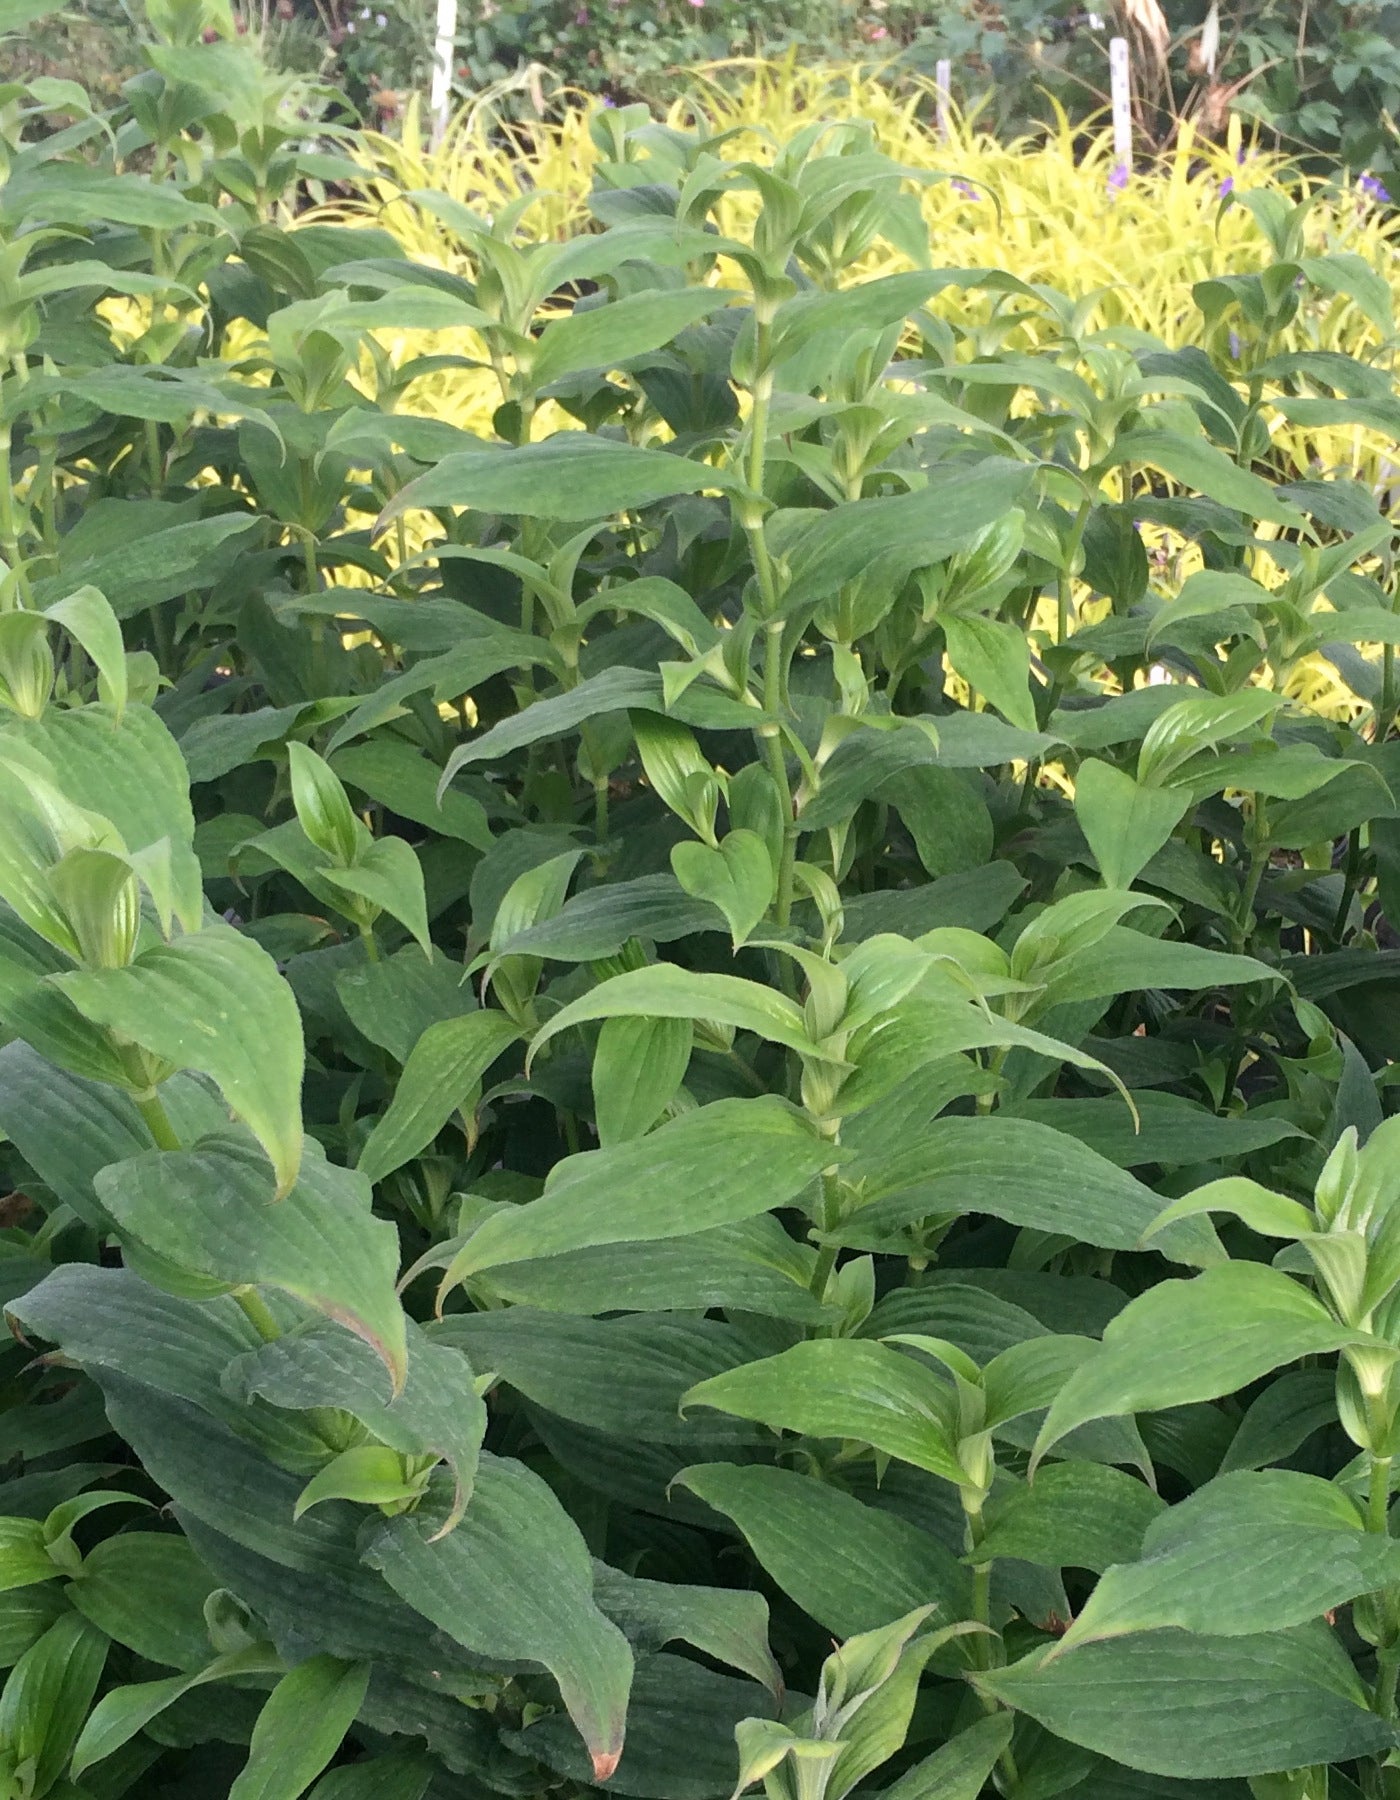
[5,0,1400,1796]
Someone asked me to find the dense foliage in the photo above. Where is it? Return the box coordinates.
[7,3,1400,1797]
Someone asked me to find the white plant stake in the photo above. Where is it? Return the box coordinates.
[935,59,953,138]
[1109,35,1133,187]
[430,0,458,145]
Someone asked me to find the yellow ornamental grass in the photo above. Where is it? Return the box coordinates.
[310,62,1400,719]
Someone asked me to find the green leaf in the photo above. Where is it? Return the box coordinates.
[834,1118,1220,1266]
[529,964,826,1062]
[43,588,127,721]
[684,1339,963,1483]
[35,514,262,620]
[331,742,492,850]
[320,835,432,958]
[592,1014,693,1146]
[1109,431,1308,529]
[473,1215,827,1324]
[941,614,1037,733]
[94,1137,407,1392]
[437,1096,831,1287]
[228,1320,485,1535]
[1075,759,1193,890]
[0,1519,59,1594]
[228,1655,370,1800]
[307,1756,433,1800]
[1057,1470,1400,1651]
[67,1532,220,1670]
[530,289,728,386]
[591,1564,779,1697]
[55,925,304,1198]
[0,1613,109,1797]
[978,1625,1393,1778]
[670,831,775,949]
[976,1462,1165,1573]
[71,1643,281,1779]
[1035,1263,1370,1461]
[875,1715,1015,1800]
[383,437,730,526]
[674,1463,970,1637]
[362,1456,633,1779]
[357,1010,519,1185]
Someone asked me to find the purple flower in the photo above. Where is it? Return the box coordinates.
[1219,175,1234,197]
[1236,144,1246,165]
[1108,161,1129,193]
[951,178,979,199]
[1228,329,1242,360]
[1359,173,1391,203]
[575,5,588,19]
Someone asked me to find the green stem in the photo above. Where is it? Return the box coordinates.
[742,331,799,931]
[965,1505,1021,1792]
[234,1289,282,1343]
[808,1242,838,1302]
[358,920,382,963]
[1375,1643,1400,1721]
[1333,826,1363,943]
[1381,642,1397,743]
[0,426,30,601]
[1232,805,1270,955]
[1369,1455,1393,1536]
[762,626,797,929]
[136,1091,182,1152]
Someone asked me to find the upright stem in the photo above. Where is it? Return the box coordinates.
[742,323,799,929]
[0,426,31,601]
[136,1091,182,1152]
[235,1289,282,1343]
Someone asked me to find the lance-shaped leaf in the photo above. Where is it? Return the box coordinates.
[591,1564,780,1697]
[55,925,304,1198]
[1035,1262,1374,1463]
[362,1455,633,1779]
[228,1654,371,1800]
[382,435,732,527]
[1056,1470,1400,1653]
[226,1320,485,1536]
[356,1010,519,1185]
[437,1096,832,1291]
[528,964,829,1064]
[72,1642,282,1778]
[674,1463,970,1636]
[684,1340,964,1484]
[876,1715,1015,1800]
[94,1136,407,1392]
[977,1625,1393,1778]
[0,1612,109,1796]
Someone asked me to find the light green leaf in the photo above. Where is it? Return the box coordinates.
[438,1096,831,1286]
[592,1014,693,1147]
[383,436,729,526]
[530,289,728,386]
[357,1010,519,1185]
[1057,1470,1400,1653]
[671,831,775,949]
[875,1714,1015,1800]
[684,1339,963,1483]
[55,925,304,1198]
[528,964,827,1064]
[228,1655,370,1800]
[1075,759,1193,890]
[71,1643,281,1778]
[1110,431,1307,528]
[1035,1263,1370,1461]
